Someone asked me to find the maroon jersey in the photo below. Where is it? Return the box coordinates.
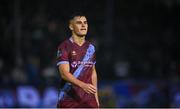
[56,37,96,102]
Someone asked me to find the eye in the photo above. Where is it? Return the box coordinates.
[84,21,88,24]
[76,21,82,24]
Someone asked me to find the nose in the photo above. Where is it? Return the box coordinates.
[82,23,85,27]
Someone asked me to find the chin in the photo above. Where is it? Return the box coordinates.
[78,35,86,37]
[78,33,87,37]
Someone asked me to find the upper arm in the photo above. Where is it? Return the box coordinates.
[58,63,70,77]
[92,65,97,77]
[56,43,70,76]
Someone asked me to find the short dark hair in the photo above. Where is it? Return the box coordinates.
[69,11,87,21]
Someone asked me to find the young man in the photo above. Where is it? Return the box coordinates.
[56,13,99,108]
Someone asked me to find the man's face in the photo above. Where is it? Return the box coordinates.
[70,16,88,37]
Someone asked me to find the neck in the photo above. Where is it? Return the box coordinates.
[72,34,85,46]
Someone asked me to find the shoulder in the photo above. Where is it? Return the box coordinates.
[86,40,96,49]
[85,40,96,53]
[57,39,71,49]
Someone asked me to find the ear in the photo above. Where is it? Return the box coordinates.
[69,24,73,31]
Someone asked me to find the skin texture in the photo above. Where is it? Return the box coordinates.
[58,16,99,107]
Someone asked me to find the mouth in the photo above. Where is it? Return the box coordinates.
[81,29,86,31]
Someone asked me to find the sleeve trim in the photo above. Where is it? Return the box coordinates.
[57,61,69,66]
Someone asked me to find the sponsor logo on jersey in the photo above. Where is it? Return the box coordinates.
[71,61,94,68]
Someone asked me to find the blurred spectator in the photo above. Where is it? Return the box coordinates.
[99,85,116,107]
[42,65,58,85]
[172,91,180,107]
[114,60,130,78]
[25,55,41,85]
[11,66,27,85]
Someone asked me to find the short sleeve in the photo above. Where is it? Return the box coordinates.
[56,44,69,66]
[93,50,96,65]
[90,44,96,65]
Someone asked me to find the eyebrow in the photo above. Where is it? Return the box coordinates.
[75,20,87,23]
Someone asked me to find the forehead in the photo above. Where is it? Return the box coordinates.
[73,16,87,22]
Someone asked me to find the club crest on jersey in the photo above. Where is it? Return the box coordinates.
[57,50,62,58]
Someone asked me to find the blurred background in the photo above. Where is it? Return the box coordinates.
[0,0,180,108]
